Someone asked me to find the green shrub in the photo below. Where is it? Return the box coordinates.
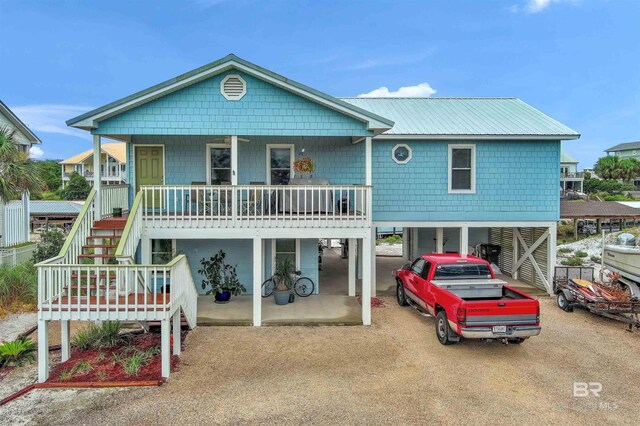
[561,257,584,266]
[557,247,572,254]
[383,235,402,244]
[121,350,154,376]
[0,263,37,311]
[575,250,588,258]
[0,337,37,367]
[590,255,602,263]
[71,321,123,350]
[31,228,65,263]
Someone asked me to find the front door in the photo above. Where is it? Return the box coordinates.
[135,146,164,207]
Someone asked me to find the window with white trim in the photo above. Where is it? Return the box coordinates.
[267,145,294,185]
[274,239,297,266]
[206,144,232,185]
[448,145,475,193]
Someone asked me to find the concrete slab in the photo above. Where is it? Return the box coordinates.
[197,294,362,326]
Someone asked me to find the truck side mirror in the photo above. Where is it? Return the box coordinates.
[402,262,411,270]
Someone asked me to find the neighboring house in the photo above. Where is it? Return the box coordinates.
[0,100,41,247]
[59,142,127,186]
[560,151,583,192]
[605,141,640,189]
[29,200,83,232]
[36,55,579,381]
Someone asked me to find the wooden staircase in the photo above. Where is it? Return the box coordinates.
[77,216,128,264]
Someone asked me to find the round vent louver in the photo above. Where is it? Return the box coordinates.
[221,75,246,100]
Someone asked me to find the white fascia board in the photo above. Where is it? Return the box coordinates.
[372,221,557,228]
[374,134,580,141]
[144,227,371,240]
[73,61,391,133]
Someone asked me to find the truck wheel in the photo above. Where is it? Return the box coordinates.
[556,292,573,312]
[436,311,456,345]
[396,283,408,306]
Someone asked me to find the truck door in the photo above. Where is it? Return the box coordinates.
[415,261,433,306]
[406,258,426,297]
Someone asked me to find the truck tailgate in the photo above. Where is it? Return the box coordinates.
[464,299,539,326]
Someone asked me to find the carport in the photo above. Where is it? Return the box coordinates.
[375,221,557,296]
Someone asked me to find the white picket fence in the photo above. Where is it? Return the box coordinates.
[1,197,30,248]
[0,244,36,267]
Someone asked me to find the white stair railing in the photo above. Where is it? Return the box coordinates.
[115,190,143,263]
[101,184,129,218]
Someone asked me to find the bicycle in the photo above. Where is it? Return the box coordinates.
[262,271,315,297]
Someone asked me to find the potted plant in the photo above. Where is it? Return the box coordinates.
[198,250,246,303]
[273,257,296,305]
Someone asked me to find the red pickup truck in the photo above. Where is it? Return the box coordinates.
[395,254,541,345]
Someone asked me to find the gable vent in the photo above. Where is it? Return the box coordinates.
[221,75,246,100]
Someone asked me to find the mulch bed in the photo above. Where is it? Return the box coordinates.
[357,296,385,308]
[47,332,184,384]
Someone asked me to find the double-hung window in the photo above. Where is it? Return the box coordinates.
[448,144,476,193]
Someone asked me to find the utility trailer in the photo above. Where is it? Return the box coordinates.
[553,266,640,332]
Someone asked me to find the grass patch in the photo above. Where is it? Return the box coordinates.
[575,250,589,258]
[561,257,584,266]
[71,321,124,350]
[0,263,37,316]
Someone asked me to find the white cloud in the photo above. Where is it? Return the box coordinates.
[29,146,44,159]
[11,104,94,140]
[357,83,437,98]
[510,0,577,14]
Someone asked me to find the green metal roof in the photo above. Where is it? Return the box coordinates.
[340,97,580,139]
[605,141,640,152]
[561,151,578,163]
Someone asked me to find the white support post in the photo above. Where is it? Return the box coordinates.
[37,320,49,383]
[547,222,557,296]
[460,226,469,255]
[22,191,30,242]
[348,238,356,297]
[61,320,70,362]
[436,227,444,253]
[172,310,181,356]
[365,136,372,186]
[357,237,363,280]
[362,234,372,326]
[93,135,102,220]
[411,228,419,258]
[231,135,238,185]
[512,228,519,279]
[141,236,151,264]
[371,226,377,297]
[253,237,262,326]
[402,228,409,260]
[161,319,170,378]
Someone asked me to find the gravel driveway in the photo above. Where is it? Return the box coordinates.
[3,297,640,425]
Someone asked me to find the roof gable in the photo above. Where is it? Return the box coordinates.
[341,97,580,140]
[67,54,393,135]
[60,142,126,164]
[0,100,41,145]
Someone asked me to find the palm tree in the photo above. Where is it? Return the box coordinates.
[593,155,621,180]
[0,125,44,201]
[618,157,640,182]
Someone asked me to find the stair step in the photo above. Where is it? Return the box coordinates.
[78,254,117,259]
[65,284,117,290]
[83,244,119,249]
[86,235,121,241]
[71,273,117,279]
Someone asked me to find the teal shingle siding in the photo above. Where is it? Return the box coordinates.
[95,71,371,137]
[128,135,365,203]
[372,140,561,221]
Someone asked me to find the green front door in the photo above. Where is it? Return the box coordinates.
[135,146,164,208]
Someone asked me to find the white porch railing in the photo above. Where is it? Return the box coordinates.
[101,184,129,218]
[140,184,371,229]
[37,254,197,326]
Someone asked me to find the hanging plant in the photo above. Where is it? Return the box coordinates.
[293,156,316,175]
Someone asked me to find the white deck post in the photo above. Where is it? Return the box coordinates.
[60,320,70,362]
[460,226,469,255]
[93,135,102,220]
[348,238,356,297]
[436,227,444,253]
[231,135,238,185]
[362,234,372,326]
[402,228,409,260]
[172,310,181,356]
[37,320,49,383]
[161,319,170,378]
[365,136,372,186]
[547,222,557,296]
[253,237,262,326]
[512,228,519,279]
[411,228,419,258]
[371,226,377,297]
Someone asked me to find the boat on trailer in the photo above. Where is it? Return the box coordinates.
[603,233,640,297]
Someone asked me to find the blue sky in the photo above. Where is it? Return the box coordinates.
[1,0,638,168]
